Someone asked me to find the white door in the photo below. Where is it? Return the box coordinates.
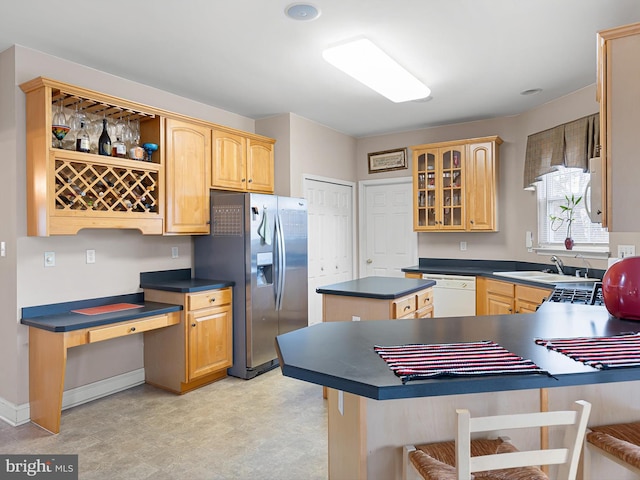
[304,176,355,326]
[360,177,418,277]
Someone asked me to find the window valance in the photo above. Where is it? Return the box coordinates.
[523,113,599,188]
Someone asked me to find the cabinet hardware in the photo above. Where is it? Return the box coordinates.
[192,323,197,327]
[404,305,411,311]
[209,298,216,303]
[130,327,136,332]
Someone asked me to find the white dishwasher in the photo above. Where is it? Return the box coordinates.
[422,273,476,317]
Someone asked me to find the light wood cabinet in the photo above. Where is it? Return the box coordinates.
[143,287,233,393]
[20,76,276,236]
[164,118,211,234]
[20,77,165,236]
[212,130,274,193]
[597,22,640,230]
[412,136,501,232]
[476,277,551,316]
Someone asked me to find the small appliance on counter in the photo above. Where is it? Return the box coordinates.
[602,256,640,320]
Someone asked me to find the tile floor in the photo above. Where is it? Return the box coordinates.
[0,369,328,479]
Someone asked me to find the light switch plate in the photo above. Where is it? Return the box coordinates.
[171,246,179,259]
[86,249,96,264]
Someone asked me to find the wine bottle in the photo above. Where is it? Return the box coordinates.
[98,119,111,156]
[76,121,90,153]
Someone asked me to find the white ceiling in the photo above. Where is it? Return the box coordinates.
[2,0,640,138]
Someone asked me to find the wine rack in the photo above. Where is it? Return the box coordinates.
[54,156,159,213]
[21,76,164,235]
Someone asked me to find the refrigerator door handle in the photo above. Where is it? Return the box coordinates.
[274,212,286,311]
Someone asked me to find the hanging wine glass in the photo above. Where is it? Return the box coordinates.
[51,98,70,149]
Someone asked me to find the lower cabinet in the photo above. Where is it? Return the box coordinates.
[143,287,233,393]
[476,277,551,316]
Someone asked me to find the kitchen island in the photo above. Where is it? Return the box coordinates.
[276,302,640,479]
[317,276,436,321]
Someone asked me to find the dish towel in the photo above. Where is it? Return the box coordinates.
[374,340,550,384]
[535,332,640,369]
[257,208,271,245]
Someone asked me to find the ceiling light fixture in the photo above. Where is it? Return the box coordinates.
[322,38,431,103]
[520,88,543,96]
[285,3,320,21]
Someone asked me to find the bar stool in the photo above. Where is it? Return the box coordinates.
[586,421,640,477]
[403,400,591,480]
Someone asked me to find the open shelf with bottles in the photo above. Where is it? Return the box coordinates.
[21,77,164,235]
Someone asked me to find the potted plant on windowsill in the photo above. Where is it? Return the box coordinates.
[550,194,582,250]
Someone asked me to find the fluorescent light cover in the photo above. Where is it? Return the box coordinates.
[322,38,430,103]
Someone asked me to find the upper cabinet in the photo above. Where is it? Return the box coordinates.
[212,130,274,193]
[165,118,211,234]
[20,77,164,236]
[412,136,501,232]
[597,22,640,231]
[20,77,276,236]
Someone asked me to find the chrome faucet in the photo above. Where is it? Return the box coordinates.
[550,255,565,275]
[574,253,591,278]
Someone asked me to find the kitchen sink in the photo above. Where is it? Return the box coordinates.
[492,271,600,284]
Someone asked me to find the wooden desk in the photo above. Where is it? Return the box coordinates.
[22,294,181,434]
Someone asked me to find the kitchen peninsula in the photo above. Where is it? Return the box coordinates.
[276,303,640,479]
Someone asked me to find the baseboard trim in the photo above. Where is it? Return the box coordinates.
[0,368,145,427]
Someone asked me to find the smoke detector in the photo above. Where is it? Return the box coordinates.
[285,3,321,21]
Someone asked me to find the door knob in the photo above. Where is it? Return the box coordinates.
[366,259,373,264]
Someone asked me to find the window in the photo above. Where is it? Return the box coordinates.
[536,167,608,246]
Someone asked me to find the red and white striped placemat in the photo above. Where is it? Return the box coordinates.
[535,332,640,369]
[374,340,549,384]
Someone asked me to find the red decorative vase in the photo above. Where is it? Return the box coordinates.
[602,256,640,320]
[564,237,574,250]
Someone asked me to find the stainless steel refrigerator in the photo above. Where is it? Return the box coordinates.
[194,192,308,379]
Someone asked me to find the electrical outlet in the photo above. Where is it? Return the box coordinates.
[618,245,636,258]
[460,241,467,251]
[1,241,5,257]
[171,246,179,259]
[44,251,55,267]
[86,249,96,264]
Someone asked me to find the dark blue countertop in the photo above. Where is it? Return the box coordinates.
[316,276,436,299]
[402,258,605,288]
[140,268,234,293]
[21,292,182,333]
[275,302,640,401]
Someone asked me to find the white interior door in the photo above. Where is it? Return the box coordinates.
[360,177,418,277]
[304,176,355,326]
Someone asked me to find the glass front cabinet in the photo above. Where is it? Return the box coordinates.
[412,136,502,232]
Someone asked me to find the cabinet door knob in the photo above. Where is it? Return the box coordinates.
[404,305,411,311]
[130,327,136,332]
[209,298,216,303]
[191,323,197,327]
[248,179,253,183]
[366,259,373,264]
